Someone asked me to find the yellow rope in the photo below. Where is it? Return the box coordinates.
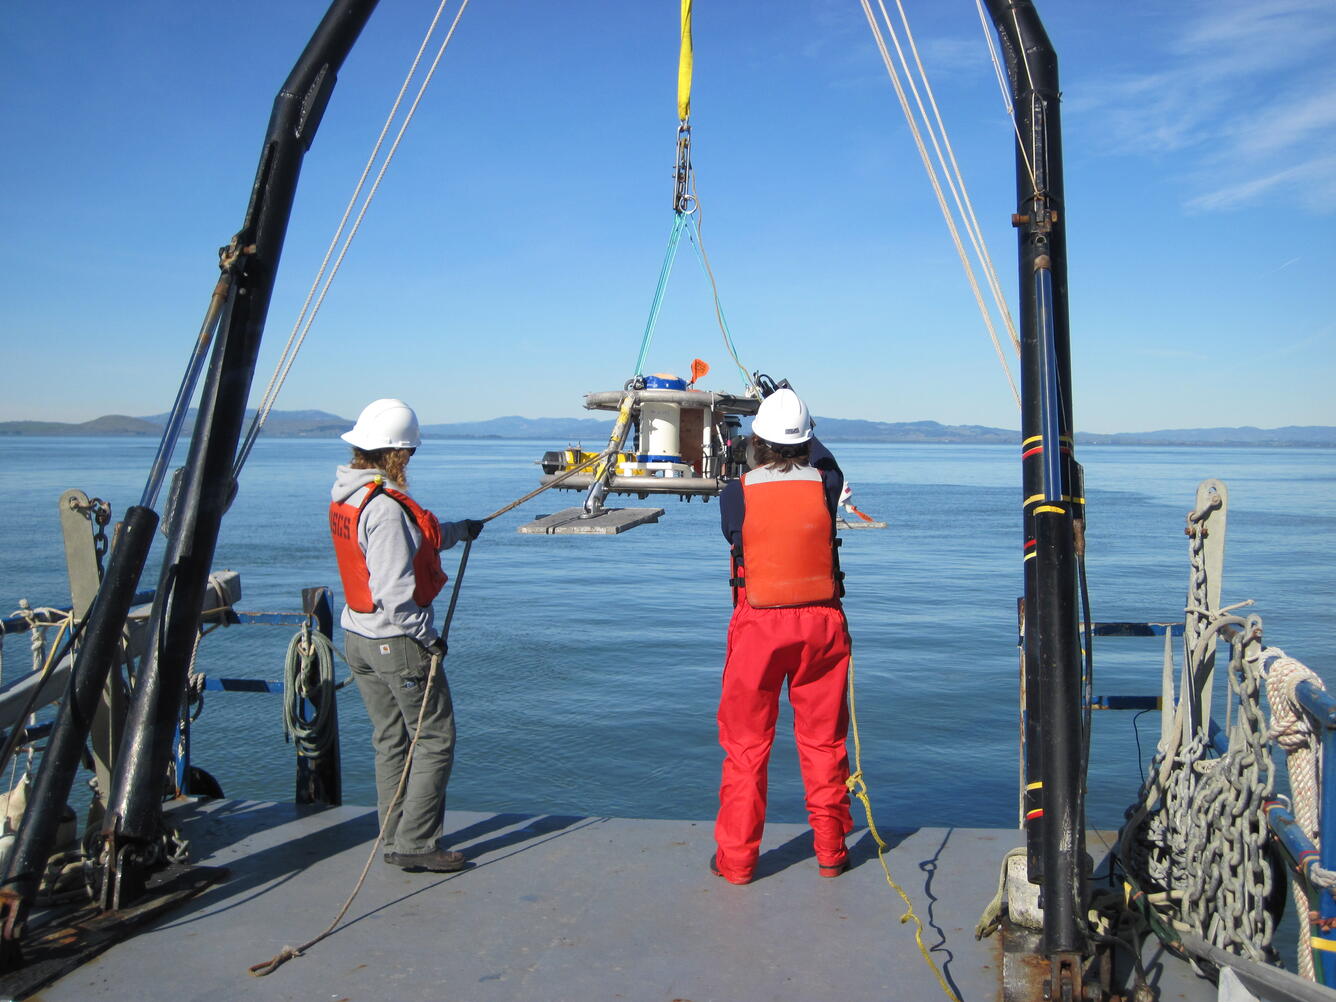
[846,655,962,1002]
[25,613,74,679]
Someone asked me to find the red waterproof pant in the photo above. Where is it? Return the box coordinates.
[714,598,853,882]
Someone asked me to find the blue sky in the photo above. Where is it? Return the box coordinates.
[2,1,1332,433]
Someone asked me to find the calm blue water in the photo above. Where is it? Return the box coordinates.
[2,437,1333,831]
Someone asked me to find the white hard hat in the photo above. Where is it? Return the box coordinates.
[751,388,813,445]
[341,398,421,451]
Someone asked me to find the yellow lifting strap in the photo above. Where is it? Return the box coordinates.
[677,0,693,122]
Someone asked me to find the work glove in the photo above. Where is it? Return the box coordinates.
[463,519,485,540]
[425,637,447,660]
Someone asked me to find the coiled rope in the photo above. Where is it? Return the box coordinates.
[282,625,339,761]
[845,655,962,1002]
[1265,649,1327,980]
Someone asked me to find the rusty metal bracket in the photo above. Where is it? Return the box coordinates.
[0,861,225,996]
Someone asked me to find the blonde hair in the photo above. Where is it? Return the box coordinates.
[349,447,412,487]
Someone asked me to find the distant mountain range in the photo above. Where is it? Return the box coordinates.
[1,410,1332,447]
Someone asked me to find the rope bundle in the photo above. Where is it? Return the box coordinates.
[1266,650,1328,980]
[282,627,339,760]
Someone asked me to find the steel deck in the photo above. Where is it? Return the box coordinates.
[27,799,1215,1002]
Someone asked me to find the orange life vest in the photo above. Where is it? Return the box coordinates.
[329,479,448,614]
[737,465,838,608]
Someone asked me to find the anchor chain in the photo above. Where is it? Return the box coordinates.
[1179,615,1275,963]
[67,494,112,576]
[1118,487,1278,970]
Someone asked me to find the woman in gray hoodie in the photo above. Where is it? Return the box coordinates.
[329,398,482,872]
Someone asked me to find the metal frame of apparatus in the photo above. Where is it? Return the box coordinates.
[555,387,756,501]
[518,381,759,535]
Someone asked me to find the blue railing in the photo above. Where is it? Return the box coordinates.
[2,604,311,697]
[170,598,339,804]
[1,591,339,806]
[0,594,157,637]
[1085,622,1180,712]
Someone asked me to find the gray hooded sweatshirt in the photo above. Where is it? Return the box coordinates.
[330,465,469,646]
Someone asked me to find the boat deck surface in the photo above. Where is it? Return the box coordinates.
[30,799,1213,1002]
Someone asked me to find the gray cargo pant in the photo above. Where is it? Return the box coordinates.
[344,632,456,855]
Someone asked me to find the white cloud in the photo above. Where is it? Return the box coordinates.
[1178,0,1336,70]
[1076,0,1336,213]
[1224,84,1336,159]
[1268,324,1333,358]
[1188,154,1336,212]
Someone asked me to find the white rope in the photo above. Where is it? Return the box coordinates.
[1265,649,1325,981]
[238,0,472,471]
[858,0,1020,409]
[5,604,74,675]
[975,1,1015,117]
[973,0,1039,194]
[1009,6,1038,101]
[26,610,45,676]
[888,0,1019,358]
[248,0,456,429]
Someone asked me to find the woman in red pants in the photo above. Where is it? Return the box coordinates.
[712,388,853,885]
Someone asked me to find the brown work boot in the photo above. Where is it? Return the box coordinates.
[386,847,467,872]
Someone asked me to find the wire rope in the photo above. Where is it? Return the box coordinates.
[234,0,472,478]
[886,0,1019,356]
[973,0,1039,195]
[858,0,1020,409]
[683,209,756,394]
[632,0,756,397]
[633,214,690,377]
[241,0,454,448]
